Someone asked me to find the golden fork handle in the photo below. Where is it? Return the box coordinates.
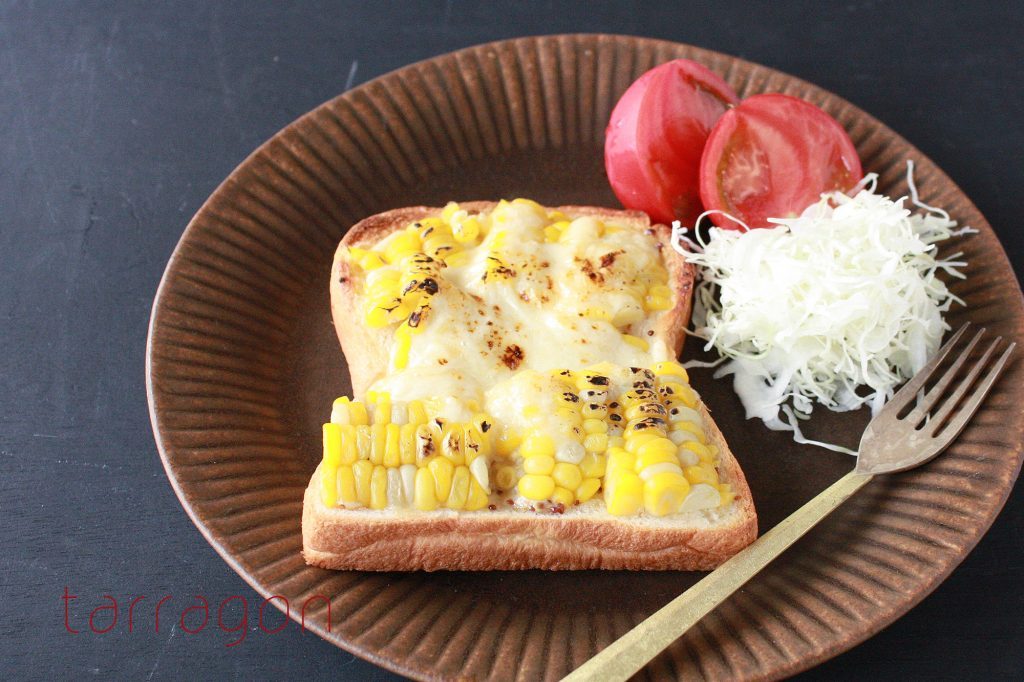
[562,470,874,682]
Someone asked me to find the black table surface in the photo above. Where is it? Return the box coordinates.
[2,1,1022,679]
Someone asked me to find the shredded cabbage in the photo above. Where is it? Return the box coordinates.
[671,166,971,454]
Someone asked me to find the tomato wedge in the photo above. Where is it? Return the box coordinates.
[699,93,863,230]
[605,60,739,226]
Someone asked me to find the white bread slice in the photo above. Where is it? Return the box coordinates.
[303,203,757,571]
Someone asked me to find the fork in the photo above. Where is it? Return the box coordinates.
[562,323,1016,682]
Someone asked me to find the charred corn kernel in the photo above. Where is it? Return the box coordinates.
[606,448,636,475]
[353,460,373,506]
[605,471,643,516]
[552,462,583,490]
[653,360,689,382]
[466,479,489,511]
[551,486,575,508]
[399,424,418,465]
[417,216,446,233]
[469,455,490,492]
[576,477,601,504]
[323,423,343,468]
[524,454,555,475]
[581,403,608,419]
[495,428,521,457]
[393,323,413,370]
[493,466,516,492]
[582,418,608,434]
[383,423,401,467]
[423,235,455,259]
[583,432,608,453]
[320,466,338,507]
[339,425,358,465]
[580,453,607,478]
[518,474,555,501]
[680,440,713,461]
[441,425,465,465]
[415,423,437,464]
[447,466,471,509]
[414,468,439,511]
[369,423,387,465]
[369,465,388,509]
[336,466,358,504]
[644,472,690,516]
[348,401,369,426]
[428,456,454,502]
[662,383,698,409]
[520,433,555,458]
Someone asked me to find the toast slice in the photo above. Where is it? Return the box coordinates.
[303,200,757,571]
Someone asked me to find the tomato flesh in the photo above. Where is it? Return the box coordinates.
[699,93,862,229]
[605,60,739,225]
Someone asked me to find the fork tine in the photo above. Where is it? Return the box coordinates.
[929,341,1016,441]
[904,327,986,425]
[925,335,1002,430]
[884,323,970,414]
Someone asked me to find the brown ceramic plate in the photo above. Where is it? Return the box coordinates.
[147,35,1024,680]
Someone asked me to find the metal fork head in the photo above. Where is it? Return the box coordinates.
[855,323,1017,475]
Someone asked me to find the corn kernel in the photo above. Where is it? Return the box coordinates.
[611,301,644,327]
[348,401,368,426]
[336,466,358,504]
[339,425,358,465]
[466,479,489,510]
[447,466,471,509]
[581,403,608,419]
[323,423,342,468]
[442,249,471,268]
[552,462,583,490]
[652,361,689,383]
[495,465,517,491]
[414,467,439,511]
[606,448,636,475]
[441,424,465,465]
[672,419,706,442]
[551,486,575,508]
[637,437,677,460]
[518,474,555,501]
[399,423,417,465]
[495,428,521,457]
[383,423,401,467]
[441,201,461,222]
[605,471,643,516]
[368,423,386,465]
[523,454,555,475]
[684,465,718,486]
[353,460,373,506]
[624,335,651,353]
[635,449,679,470]
[469,455,490,492]
[576,477,601,504]
[554,406,581,424]
[648,284,672,299]
[453,216,481,244]
[368,465,388,509]
[320,466,338,507]
[355,425,371,460]
[643,472,690,516]
[393,322,413,370]
[624,431,662,454]
[644,294,673,311]
[581,307,613,322]
[583,432,608,454]
[383,230,421,263]
[543,225,561,242]
[415,423,437,464]
[582,418,607,434]
[429,456,454,502]
[520,433,555,458]
[680,440,713,461]
[718,483,736,506]
[580,453,607,478]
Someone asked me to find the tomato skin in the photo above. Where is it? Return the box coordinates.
[698,93,863,230]
[605,60,739,225]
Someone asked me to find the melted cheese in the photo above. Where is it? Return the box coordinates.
[368,203,671,408]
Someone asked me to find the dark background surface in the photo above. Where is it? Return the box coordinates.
[2,1,1022,679]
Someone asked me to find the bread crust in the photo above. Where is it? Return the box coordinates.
[310,202,756,571]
